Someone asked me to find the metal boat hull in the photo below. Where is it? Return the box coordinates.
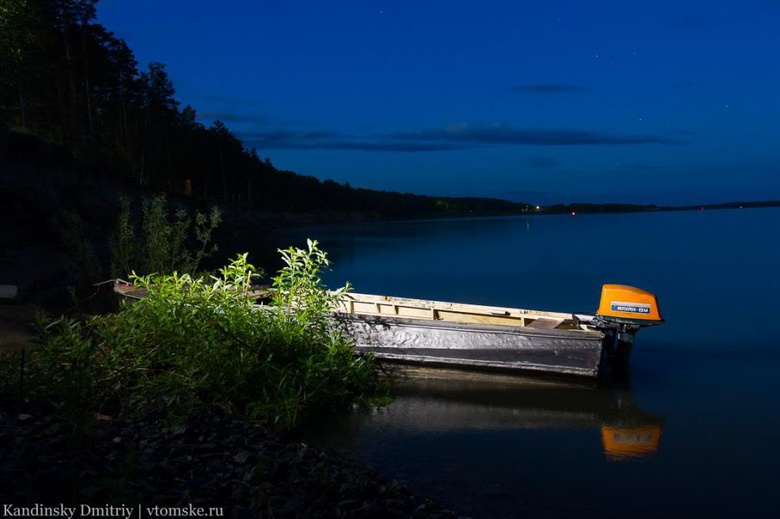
[339,314,606,377]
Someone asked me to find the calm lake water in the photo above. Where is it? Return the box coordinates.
[269,208,780,518]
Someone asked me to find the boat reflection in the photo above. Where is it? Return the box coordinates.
[302,366,664,460]
[391,367,663,460]
[601,425,662,460]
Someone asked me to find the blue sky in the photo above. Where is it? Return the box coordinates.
[97,0,780,205]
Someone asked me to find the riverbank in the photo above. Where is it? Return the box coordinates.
[0,290,460,517]
[0,402,457,518]
[0,294,460,517]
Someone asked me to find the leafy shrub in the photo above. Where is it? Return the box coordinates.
[272,239,351,335]
[2,243,380,429]
[111,194,221,278]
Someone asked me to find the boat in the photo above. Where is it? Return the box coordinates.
[298,368,664,460]
[332,284,663,378]
[112,280,662,378]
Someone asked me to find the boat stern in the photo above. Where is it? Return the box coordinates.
[592,284,663,368]
[596,284,663,325]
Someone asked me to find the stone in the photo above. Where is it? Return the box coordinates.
[0,405,457,517]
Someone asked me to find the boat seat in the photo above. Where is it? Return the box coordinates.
[527,317,565,329]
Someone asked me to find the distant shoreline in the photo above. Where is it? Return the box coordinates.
[265,199,780,228]
[659,200,780,211]
[531,199,780,216]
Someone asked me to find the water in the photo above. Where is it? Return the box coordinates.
[276,208,780,518]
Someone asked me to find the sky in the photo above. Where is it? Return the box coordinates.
[97,0,780,206]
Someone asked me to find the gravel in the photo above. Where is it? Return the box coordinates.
[0,404,459,518]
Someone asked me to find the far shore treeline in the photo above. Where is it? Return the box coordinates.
[0,0,532,219]
[2,0,777,219]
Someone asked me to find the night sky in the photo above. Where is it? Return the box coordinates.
[97,0,780,205]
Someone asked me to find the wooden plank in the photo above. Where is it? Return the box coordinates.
[338,292,583,329]
[527,317,565,329]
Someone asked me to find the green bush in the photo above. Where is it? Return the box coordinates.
[2,243,381,429]
[111,194,221,278]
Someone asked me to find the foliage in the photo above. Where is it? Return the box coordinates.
[110,194,221,278]
[0,246,380,429]
[56,210,103,282]
[272,239,351,336]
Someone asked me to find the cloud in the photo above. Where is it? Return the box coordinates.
[392,124,685,146]
[235,122,684,152]
[515,84,587,94]
[240,130,336,146]
[621,163,664,171]
[236,130,462,152]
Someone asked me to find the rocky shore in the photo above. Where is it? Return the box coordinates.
[0,404,458,518]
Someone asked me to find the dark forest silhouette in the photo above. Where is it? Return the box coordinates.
[0,0,536,219]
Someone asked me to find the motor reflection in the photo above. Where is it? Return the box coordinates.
[301,366,664,460]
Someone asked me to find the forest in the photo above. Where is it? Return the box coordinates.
[0,0,536,219]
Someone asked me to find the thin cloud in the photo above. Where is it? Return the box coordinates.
[236,122,684,152]
[237,129,337,147]
[515,84,587,94]
[236,130,462,152]
[622,163,664,171]
[393,124,685,146]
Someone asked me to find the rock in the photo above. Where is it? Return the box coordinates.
[0,404,457,517]
[233,450,252,464]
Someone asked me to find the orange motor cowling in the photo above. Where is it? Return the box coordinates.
[596,284,663,325]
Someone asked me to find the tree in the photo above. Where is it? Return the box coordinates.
[208,120,244,201]
[94,28,140,170]
[137,61,180,187]
[0,0,50,130]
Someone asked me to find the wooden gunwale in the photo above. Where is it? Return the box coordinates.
[336,292,596,333]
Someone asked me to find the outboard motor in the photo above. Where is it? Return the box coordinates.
[593,284,664,363]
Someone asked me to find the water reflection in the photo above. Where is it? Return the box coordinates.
[300,367,664,461]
